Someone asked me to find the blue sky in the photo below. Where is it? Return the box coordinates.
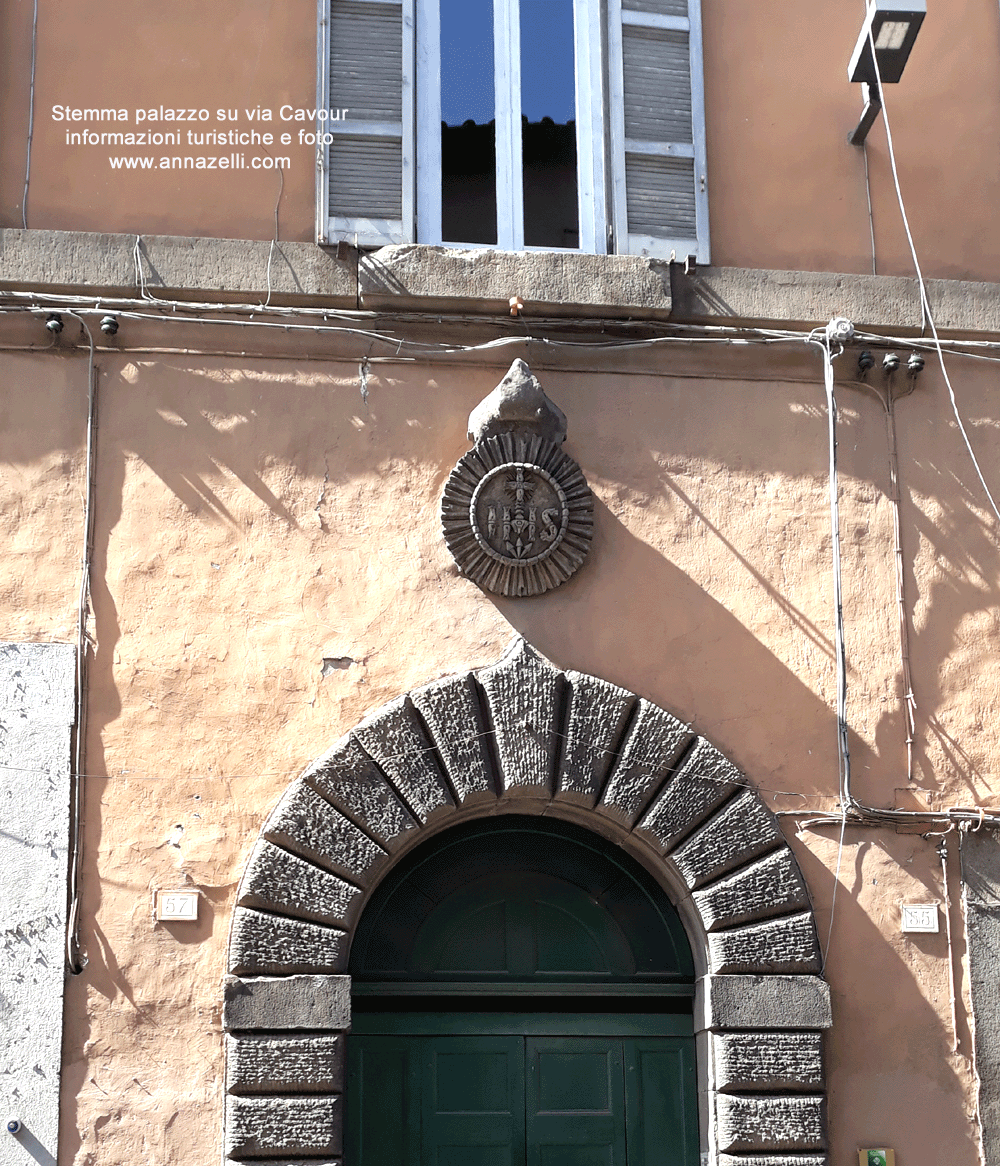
[441,0,576,127]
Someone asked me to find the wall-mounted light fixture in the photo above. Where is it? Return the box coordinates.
[848,0,926,144]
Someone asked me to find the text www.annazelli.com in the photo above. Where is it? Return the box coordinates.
[109,154,290,170]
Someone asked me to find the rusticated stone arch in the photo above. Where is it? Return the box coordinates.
[223,639,832,1166]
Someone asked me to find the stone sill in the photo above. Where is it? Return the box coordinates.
[358,246,672,319]
[3,228,1000,335]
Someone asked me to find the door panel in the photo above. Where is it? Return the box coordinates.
[624,1039,699,1166]
[423,1036,525,1166]
[526,1039,627,1166]
[346,1035,420,1166]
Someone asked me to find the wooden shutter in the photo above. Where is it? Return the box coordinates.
[317,0,414,246]
[608,0,709,262]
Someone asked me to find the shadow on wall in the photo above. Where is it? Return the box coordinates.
[794,831,977,1163]
[4,351,997,803]
[7,351,985,1162]
[492,493,865,804]
[890,403,1000,799]
[10,1125,56,1166]
[485,495,974,1160]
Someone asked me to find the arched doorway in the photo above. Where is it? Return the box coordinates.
[222,639,831,1165]
[348,816,698,1166]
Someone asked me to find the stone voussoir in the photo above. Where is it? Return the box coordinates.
[225,1095,342,1160]
[599,699,691,826]
[635,737,742,852]
[557,672,635,804]
[410,672,497,803]
[304,734,418,849]
[476,639,562,795]
[714,1032,824,1093]
[693,848,810,932]
[229,908,347,977]
[239,839,362,928]
[352,695,455,822]
[708,912,821,976]
[226,1033,344,1095]
[716,1095,826,1154]
[263,778,387,885]
[223,975,351,1033]
[671,788,784,889]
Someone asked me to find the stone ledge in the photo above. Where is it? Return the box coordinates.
[669,264,1000,335]
[0,229,356,306]
[5,228,1000,334]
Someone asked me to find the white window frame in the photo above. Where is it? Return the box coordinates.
[317,0,709,262]
[416,0,607,253]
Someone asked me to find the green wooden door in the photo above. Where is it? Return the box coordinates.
[624,1039,698,1166]
[347,819,699,1166]
[347,1030,697,1166]
[423,1037,525,1166]
[526,1038,627,1166]
[347,1035,420,1166]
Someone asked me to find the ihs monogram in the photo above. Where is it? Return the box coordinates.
[485,466,561,560]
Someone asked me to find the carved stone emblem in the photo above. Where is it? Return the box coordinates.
[442,361,593,597]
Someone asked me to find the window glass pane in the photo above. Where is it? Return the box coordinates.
[441,0,497,244]
[520,0,578,248]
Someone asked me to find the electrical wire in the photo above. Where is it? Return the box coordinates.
[809,330,851,966]
[855,375,918,780]
[938,833,960,1053]
[857,0,876,276]
[21,0,39,230]
[262,164,285,310]
[868,38,1000,528]
[63,311,96,975]
[862,140,877,276]
[885,381,918,780]
[958,825,988,1166]
[6,287,1000,362]
[0,303,806,353]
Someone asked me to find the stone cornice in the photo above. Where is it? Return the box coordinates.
[2,227,1000,336]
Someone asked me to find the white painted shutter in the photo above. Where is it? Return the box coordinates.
[317,0,414,246]
[608,0,709,262]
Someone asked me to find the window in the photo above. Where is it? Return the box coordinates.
[317,0,709,261]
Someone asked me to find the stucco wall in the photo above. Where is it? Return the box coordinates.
[3,0,1000,281]
[0,331,992,1163]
